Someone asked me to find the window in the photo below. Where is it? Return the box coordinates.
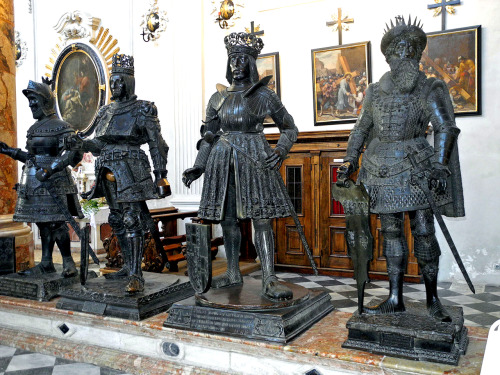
[286,166,303,214]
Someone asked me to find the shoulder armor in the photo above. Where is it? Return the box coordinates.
[138,100,158,117]
[243,75,272,98]
[208,89,228,111]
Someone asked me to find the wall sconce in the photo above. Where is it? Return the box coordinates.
[15,31,28,67]
[140,0,168,43]
[212,0,244,30]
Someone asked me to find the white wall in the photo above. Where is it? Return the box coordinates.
[13,0,500,285]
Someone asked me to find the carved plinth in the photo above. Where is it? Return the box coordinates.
[57,272,194,320]
[164,277,334,343]
[342,298,468,365]
[0,266,96,302]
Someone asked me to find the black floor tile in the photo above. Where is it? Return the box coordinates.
[466,313,499,328]
[0,357,12,372]
[472,293,500,302]
[466,302,500,313]
[331,299,358,309]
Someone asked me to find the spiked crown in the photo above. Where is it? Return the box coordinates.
[381,15,427,58]
[112,54,134,76]
[224,32,264,59]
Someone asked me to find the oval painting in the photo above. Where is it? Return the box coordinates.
[56,51,100,131]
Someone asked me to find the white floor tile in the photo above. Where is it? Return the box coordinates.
[441,295,483,305]
[328,292,349,300]
[52,363,101,375]
[325,284,357,292]
[6,353,56,371]
[294,281,321,288]
[0,345,16,358]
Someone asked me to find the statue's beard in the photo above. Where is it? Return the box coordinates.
[389,58,420,93]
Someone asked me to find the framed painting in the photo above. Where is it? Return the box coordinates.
[51,43,107,132]
[256,52,280,127]
[424,25,481,116]
[312,41,371,126]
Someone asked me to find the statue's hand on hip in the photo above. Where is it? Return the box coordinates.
[265,147,287,170]
[182,167,204,188]
[429,166,450,194]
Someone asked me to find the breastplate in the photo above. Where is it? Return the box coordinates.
[218,92,261,132]
[372,88,426,142]
[96,109,142,143]
[27,136,60,156]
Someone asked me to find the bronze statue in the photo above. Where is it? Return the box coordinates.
[66,54,170,293]
[183,32,298,301]
[0,80,83,278]
[337,16,465,322]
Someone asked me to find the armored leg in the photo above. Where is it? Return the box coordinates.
[411,209,451,322]
[212,174,243,288]
[254,219,293,301]
[52,222,77,278]
[19,222,57,276]
[365,213,406,315]
[123,203,145,293]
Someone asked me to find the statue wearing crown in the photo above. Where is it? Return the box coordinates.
[0,79,83,278]
[183,32,299,301]
[337,16,465,322]
[66,54,170,293]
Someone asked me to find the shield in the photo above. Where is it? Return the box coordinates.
[331,179,373,313]
[185,223,212,294]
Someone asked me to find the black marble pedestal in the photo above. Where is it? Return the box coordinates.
[57,272,194,320]
[164,277,334,343]
[0,266,97,302]
[342,298,468,365]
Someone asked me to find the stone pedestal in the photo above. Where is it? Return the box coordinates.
[165,277,334,343]
[57,272,195,320]
[0,216,34,272]
[342,298,468,365]
[0,265,96,301]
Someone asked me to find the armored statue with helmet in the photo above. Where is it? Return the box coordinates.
[183,32,298,301]
[68,54,170,293]
[0,79,83,277]
[338,16,464,322]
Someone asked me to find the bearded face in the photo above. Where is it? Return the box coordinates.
[389,56,420,93]
[387,39,421,93]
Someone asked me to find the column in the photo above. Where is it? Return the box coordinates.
[0,0,34,271]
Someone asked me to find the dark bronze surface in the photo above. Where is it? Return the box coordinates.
[195,277,310,311]
[57,272,194,320]
[165,282,333,343]
[0,265,97,302]
[183,32,299,301]
[343,298,468,365]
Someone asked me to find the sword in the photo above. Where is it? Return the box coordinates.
[408,152,475,293]
[220,137,319,276]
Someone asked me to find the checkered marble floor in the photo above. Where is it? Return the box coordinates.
[0,346,131,375]
[249,271,500,329]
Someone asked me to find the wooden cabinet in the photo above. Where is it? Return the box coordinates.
[268,131,420,282]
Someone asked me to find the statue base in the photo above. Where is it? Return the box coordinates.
[164,277,333,343]
[57,272,194,321]
[0,266,97,302]
[342,298,468,365]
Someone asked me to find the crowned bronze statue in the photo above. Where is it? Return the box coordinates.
[66,54,170,293]
[337,16,465,322]
[183,32,299,301]
[0,79,83,278]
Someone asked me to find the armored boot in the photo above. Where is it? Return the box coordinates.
[212,218,243,288]
[125,232,145,293]
[19,223,56,276]
[54,223,78,278]
[364,256,406,314]
[104,229,132,280]
[420,259,452,322]
[254,219,292,301]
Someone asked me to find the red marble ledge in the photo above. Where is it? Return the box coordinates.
[0,294,488,374]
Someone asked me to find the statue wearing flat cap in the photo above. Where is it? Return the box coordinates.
[183,32,299,301]
[0,79,83,278]
[337,16,464,321]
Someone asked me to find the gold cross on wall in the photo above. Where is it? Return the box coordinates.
[326,8,354,45]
